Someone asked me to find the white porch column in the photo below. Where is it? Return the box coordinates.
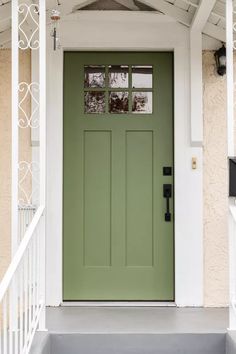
[11,0,47,330]
[11,4,19,348]
[39,0,47,330]
[227,0,236,330]
[11,0,19,256]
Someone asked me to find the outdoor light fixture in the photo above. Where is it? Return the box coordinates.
[214,44,226,76]
[50,9,61,51]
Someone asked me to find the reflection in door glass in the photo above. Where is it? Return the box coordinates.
[132,92,152,114]
[108,65,129,88]
[84,65,105,88]
[132,66,153,88]
[84,91,106,113]
[109,92,129,113]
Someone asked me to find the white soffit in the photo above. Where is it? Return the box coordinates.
[0,0,228,47]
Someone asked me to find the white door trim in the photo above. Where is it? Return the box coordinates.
[45,13,203,307]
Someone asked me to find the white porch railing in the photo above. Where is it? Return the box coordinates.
[18,206,36,245]
[0,206,45,354]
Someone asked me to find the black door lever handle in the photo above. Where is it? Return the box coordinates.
[163,184,172,222]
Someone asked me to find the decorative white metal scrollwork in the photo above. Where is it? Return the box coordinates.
[233,1,236,49]
[18,161,40,207]
[18,4,39,50]
[18,82,40,128]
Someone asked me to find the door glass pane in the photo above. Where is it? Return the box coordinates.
[109,65,129,88]
[132,66,153,88]
[84,91,106,113]
[84,65,105,88]
[132,92,152,114]
[109,92,129,113]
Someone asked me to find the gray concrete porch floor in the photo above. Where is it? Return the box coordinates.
[46,307,228,334]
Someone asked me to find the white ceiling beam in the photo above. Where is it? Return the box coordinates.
[189,0,217,146]
[0,2,11,22]
[212,1,225,18]
[203,21,225,42]
[0,28,11,46]
[185,0,226,21]
[190,0,217,31]
[140,0,193,26]
[142,0,225,42]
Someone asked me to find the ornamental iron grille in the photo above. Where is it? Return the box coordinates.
[17,3,41,240]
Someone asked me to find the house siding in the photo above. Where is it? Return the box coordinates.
[0,49,31,281]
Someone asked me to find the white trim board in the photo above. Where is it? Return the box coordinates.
[46,13,203,307]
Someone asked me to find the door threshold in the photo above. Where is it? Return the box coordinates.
[61,301,176,307]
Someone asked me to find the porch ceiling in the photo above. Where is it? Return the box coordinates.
[0,0,227,47]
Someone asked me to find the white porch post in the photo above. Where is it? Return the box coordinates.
[11,0,47,331]
[227,0,236,330]
[39,0,47,331]
[11,0,19,257]
[11,1,19,349]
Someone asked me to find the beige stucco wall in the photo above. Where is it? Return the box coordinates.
[0,49,31,281]
[0,49,12,282]
[203,51,231,307]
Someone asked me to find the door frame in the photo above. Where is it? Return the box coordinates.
[45,14,203,307]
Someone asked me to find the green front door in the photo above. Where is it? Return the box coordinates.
[63,52,174,301]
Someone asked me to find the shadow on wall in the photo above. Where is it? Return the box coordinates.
[0,49,32,281]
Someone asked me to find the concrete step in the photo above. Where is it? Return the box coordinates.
[30,308,232,354]
[31,333,227,354]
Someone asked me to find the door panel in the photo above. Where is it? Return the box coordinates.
[84,131,112,267]
[126,131,153,267]
[63,52,174,301]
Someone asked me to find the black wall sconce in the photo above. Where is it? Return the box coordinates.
[214,44,226,76]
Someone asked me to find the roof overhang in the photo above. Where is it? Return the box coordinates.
[0,0,227,47]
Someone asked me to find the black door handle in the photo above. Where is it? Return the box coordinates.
[163,184,172,222]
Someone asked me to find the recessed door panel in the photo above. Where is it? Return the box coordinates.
[126,131,153,267]
[84,131,112,267]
